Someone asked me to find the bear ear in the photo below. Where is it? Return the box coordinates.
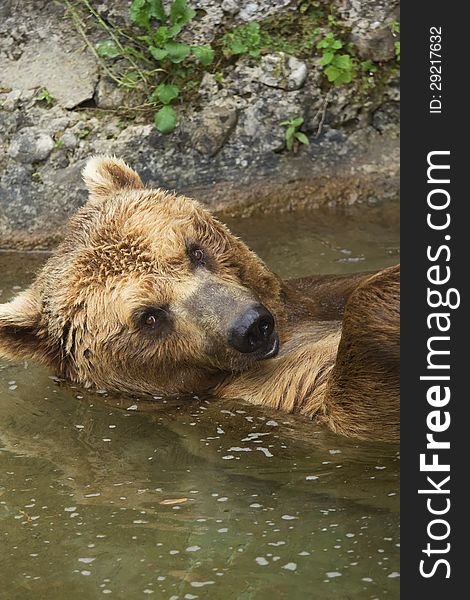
[0,289,45,362]
[82,155,144,200]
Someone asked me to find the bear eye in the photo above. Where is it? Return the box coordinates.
[188,244,206,265]
[139,308,164,331]
[145,314,157,327]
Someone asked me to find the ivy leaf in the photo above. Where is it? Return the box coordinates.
[149,46,168,60]
[295,132,309,145]
[164,41,191,63]
[95,39,121,58]
[152,83,180,104]
[154,105,177,133]
[130,0,166,29]
[191,45,215,65]
[170,0,196,27]
[332,39,343,49]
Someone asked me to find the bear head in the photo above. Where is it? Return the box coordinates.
[0,156,284,395]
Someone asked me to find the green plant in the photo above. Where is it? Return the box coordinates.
[390,20,400,35]
[394,41,400,61]
[37,88,55,106]
[281,117,309,151]
[360,60,378,74]
[317,33,355,85]
[222,22,263,57]
[90,0,215,133]
[390,20,400,61]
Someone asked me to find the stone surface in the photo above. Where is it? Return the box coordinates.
[259,53,308,91]
[1,42,98,109]
[351,26,396,62]
[190,105,239,156]
[0,0,400,249]
[8,129,54,164]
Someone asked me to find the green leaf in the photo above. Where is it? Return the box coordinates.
[248,48,261,57]
[334,54,353,70]
[334,72,353,85]
[149,46,168,60]
[290,117,304,128]
[320,51,334,65]
[286,133,294,151]
[295,132,309,145]
[95,39,121,58]
[286,126,296,138]
[153,83,180,104]
[164,41,191,63]
[191,45,215,65]
[154,105,177,133]
[130,0,166,29]
[120,71,142,87]
[167,23,183,38]
[394,41,400,60]
[228,40,247,55]
[324,65,341,82]
[153,26,169,46]
[170,0,196,27]
[332,40,343,49]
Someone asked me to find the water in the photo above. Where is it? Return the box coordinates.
[0,204,400,600]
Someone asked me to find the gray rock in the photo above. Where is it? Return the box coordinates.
[94,77,127,110]
[239,2,259,21]
[8,129,54,163]
[351,26,396,61]
[259,53,308,91]
[221,0,241,15]
[2,89,22,111]
[0,41,98,109]
[190,106,238,156]
[60,131,78,150]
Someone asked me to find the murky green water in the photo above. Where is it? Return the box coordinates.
[0,204,400,600]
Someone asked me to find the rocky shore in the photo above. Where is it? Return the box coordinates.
[0,0,399,249]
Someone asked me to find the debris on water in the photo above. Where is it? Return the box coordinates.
[255,557,269,566]
[326,571,342,578]
[256,447,273,457]
[126,404,138,411]
[160,498,189,505]
[282,562,297,571]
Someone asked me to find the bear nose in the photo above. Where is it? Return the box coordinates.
[228,304,275,354]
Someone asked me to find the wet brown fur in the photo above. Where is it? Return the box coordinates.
[0,156,400,441]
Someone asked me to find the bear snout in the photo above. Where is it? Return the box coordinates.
[228,304,279,360]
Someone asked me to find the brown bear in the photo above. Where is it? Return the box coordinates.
[0,156,400,441]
